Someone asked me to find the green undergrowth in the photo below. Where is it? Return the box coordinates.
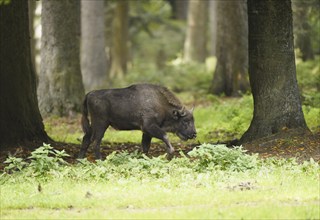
[1,143,319,219]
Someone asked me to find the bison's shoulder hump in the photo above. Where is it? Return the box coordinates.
[157,86,182,108]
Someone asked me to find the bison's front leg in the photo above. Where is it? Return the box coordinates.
[142,122,175,159]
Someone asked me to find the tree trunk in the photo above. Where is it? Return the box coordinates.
[208,0,217,57]
[110,0,129,80]
[81,0,109,92]
[209,0,249,96]
[28,0,36,76]
[0,0,48,148]
[293,1,314,61]
[183,0,207,63]
[168,0,189,20]
[38,0,85,117]
[104,0,114,78]
[240,0,309,143]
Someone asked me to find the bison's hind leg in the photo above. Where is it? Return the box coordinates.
[142,133,152,154]
[78,128,93,159]
[91,120,109,160]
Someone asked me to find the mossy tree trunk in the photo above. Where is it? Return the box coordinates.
[240,0,309,143]
[209,0,249,96]
[0,0,49,148]
[81,0,109,92]
[183,0,208,63]
[38,0,85,117]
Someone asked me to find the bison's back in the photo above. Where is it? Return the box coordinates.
[130,84,183,109]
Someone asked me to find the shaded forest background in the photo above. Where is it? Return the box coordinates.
[30,0,320,106]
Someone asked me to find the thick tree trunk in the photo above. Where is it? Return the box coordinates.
[38,0,85,117]
[0,0,48,148]
[81,0,109,92]
[241,0,308,143]
[110,0,129,80]
[209,0,249,96]
[183,0,207,63]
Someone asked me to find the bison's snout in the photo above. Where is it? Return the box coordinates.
[177,131,197,141]
[188,132,197,139]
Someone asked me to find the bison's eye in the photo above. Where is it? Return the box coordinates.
[182,120,190,126]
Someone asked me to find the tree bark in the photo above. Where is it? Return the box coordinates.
[38,0,85,117]
[0,0,48,148]
[240,0,309,143]
[209,0,249,96]
[183,0,207,63]
[28,0,36,76]
[81,0,109,92]
[110,0,129,80]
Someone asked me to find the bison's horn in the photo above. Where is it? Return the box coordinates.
[179,107,186,117]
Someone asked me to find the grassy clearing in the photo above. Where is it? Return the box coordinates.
[1,144,319,219]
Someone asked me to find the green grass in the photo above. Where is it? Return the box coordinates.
[1,175,319,219]
[1,144,319,219]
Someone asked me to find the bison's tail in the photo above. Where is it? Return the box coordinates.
[81,95,91,134]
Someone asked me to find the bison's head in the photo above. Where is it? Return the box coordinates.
[173,107,197,141]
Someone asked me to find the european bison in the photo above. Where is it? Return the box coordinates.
[78,84,197,159]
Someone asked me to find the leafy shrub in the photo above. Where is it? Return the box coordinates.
[4,156,27,173]
[2,144,318,183]
[4,143,69,176]
[188,144,258,172]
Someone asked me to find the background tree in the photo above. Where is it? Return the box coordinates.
[292,1,315,61]
[38,0,85,117]
[183,0,207,63]
[167,0,188,20]
[81,0,109,91]
[208,0,217,57]
[110,0,129,80]
[104,0,115,78]
[0,0,48,147]
[241,0,309,143]
[209,0,249,96]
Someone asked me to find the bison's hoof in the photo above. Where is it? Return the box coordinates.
[166,153,174,160]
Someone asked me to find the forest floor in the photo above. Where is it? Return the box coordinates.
[0,126,319,169]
